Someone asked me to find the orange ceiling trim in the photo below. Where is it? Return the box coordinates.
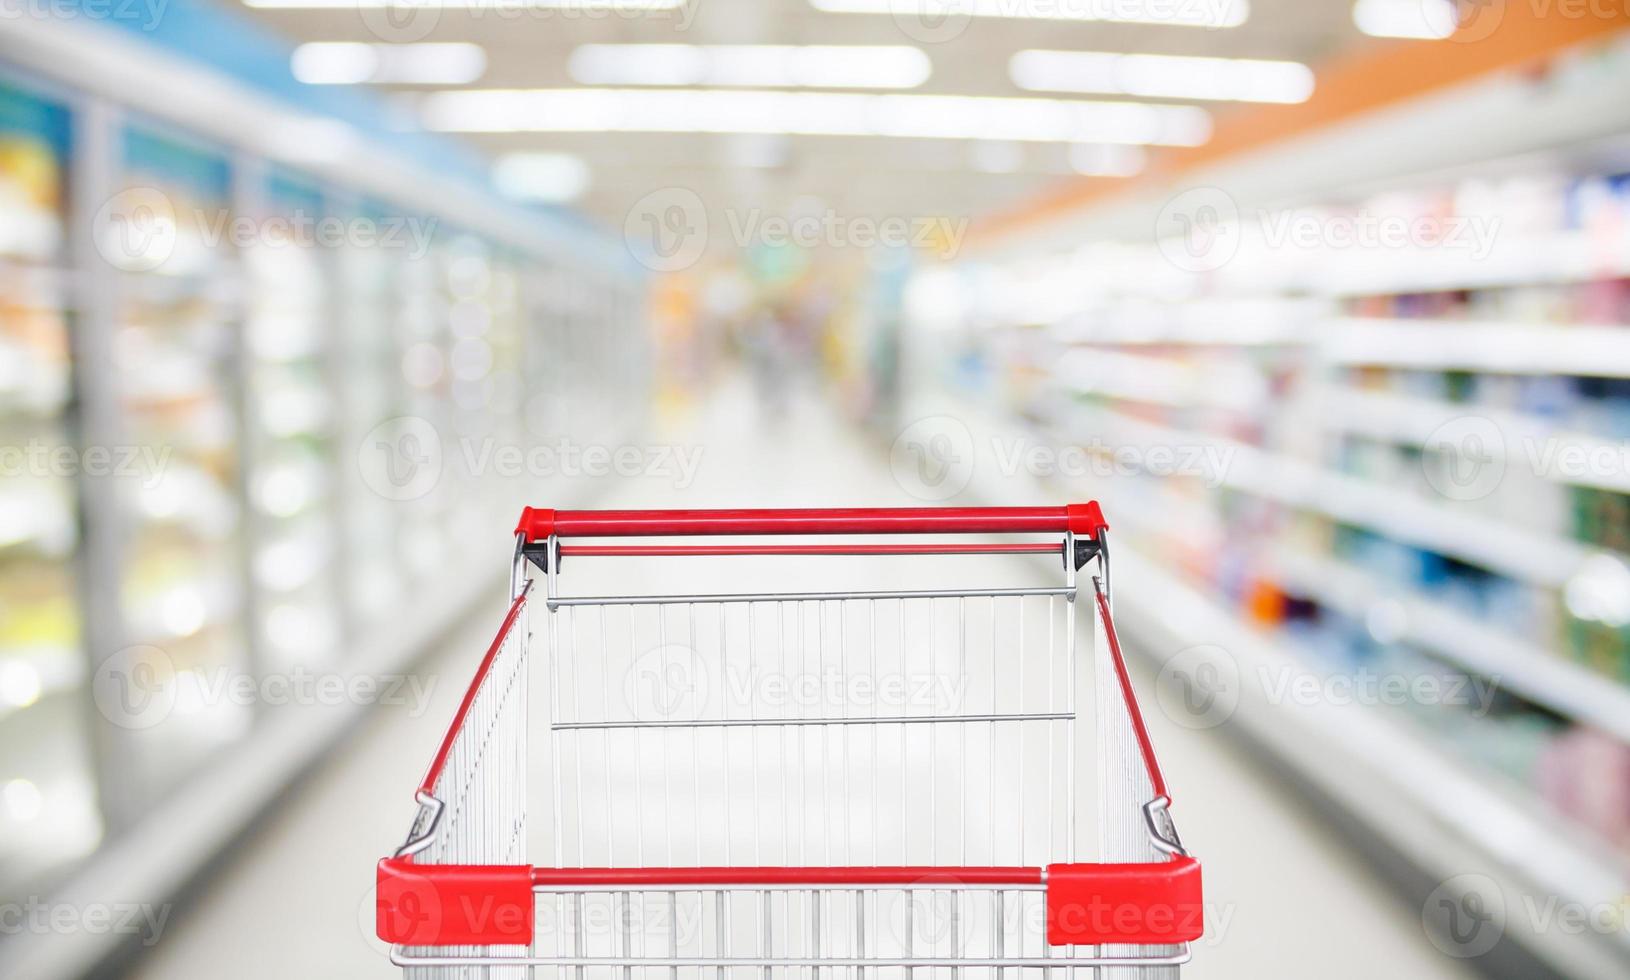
[974,10,1630,245]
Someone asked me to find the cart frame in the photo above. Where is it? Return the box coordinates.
[378,505,1201,975]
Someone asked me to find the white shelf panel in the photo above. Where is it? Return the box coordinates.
[1313,231,1630,297]
[1051,406,1597,588]
[1319,385,1630,494]
[1049,298,1326,347]
[1320,318,1630,378]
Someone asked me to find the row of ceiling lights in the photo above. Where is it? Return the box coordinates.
[273,0,1469,201]
[256,0,1249,26]
[292,42,1317,103]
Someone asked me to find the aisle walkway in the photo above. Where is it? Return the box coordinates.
[127,382,1473,980]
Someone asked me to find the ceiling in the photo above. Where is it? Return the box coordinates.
[237,0,1377,253]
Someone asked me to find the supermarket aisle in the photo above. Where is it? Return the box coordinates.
[126,380,1473,980]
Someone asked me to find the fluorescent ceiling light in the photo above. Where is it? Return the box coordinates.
[493,152,592,203]
[292,43,487,85]
[1352,0,1457,39]
[567,44,931,89]
[420,89,1213,145]
[809,0,1248,28]
[253,0,680,7]
[1069,143,1145,176]
[1011,50,1314,104]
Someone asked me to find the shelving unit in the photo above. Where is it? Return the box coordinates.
[0,10,651,977]
[1320,317,1630,377]
[902,33,1630,980]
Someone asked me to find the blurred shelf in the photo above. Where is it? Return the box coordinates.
[1320,385,1630,494]
[1052,405,1601,588]
[943,387,1630,978]
[1056,349,1256,411]
[1312,231,1630,297]
[1050,301,1321,347]
[1110,542,1630,980]
[1267,545,1630,743]
[1320,318,1630,377]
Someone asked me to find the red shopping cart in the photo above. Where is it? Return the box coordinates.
[377,505,1201,977]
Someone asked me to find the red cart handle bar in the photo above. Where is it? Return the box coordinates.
[516,504,1108,544]
[377,856,1203,947]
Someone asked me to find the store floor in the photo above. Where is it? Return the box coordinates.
[126,378,1475,980]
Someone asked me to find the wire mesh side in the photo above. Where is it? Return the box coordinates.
[526,884,1062,980]
[1094,593,1178,978]
[541,592,1082,875]
[404,602,531,980]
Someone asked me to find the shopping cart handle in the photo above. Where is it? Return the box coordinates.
[377,857,1202,949]
[515,504,1108,542]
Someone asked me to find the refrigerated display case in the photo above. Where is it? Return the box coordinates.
[0,74,100,904]
[452,241,525,524]
[392,235,455,579]
[0,9,650,969]
[242,170,341,671]
[109,125,251,805]
[442,232,501,545]
[334,198,404,626]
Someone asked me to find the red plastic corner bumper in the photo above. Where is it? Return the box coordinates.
[377,859,535,946]
[1066,502,1108,539]
[1045,857,1203,946]
[515,506,556,541]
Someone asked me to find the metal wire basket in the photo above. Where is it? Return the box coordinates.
[377,505,1202,979]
